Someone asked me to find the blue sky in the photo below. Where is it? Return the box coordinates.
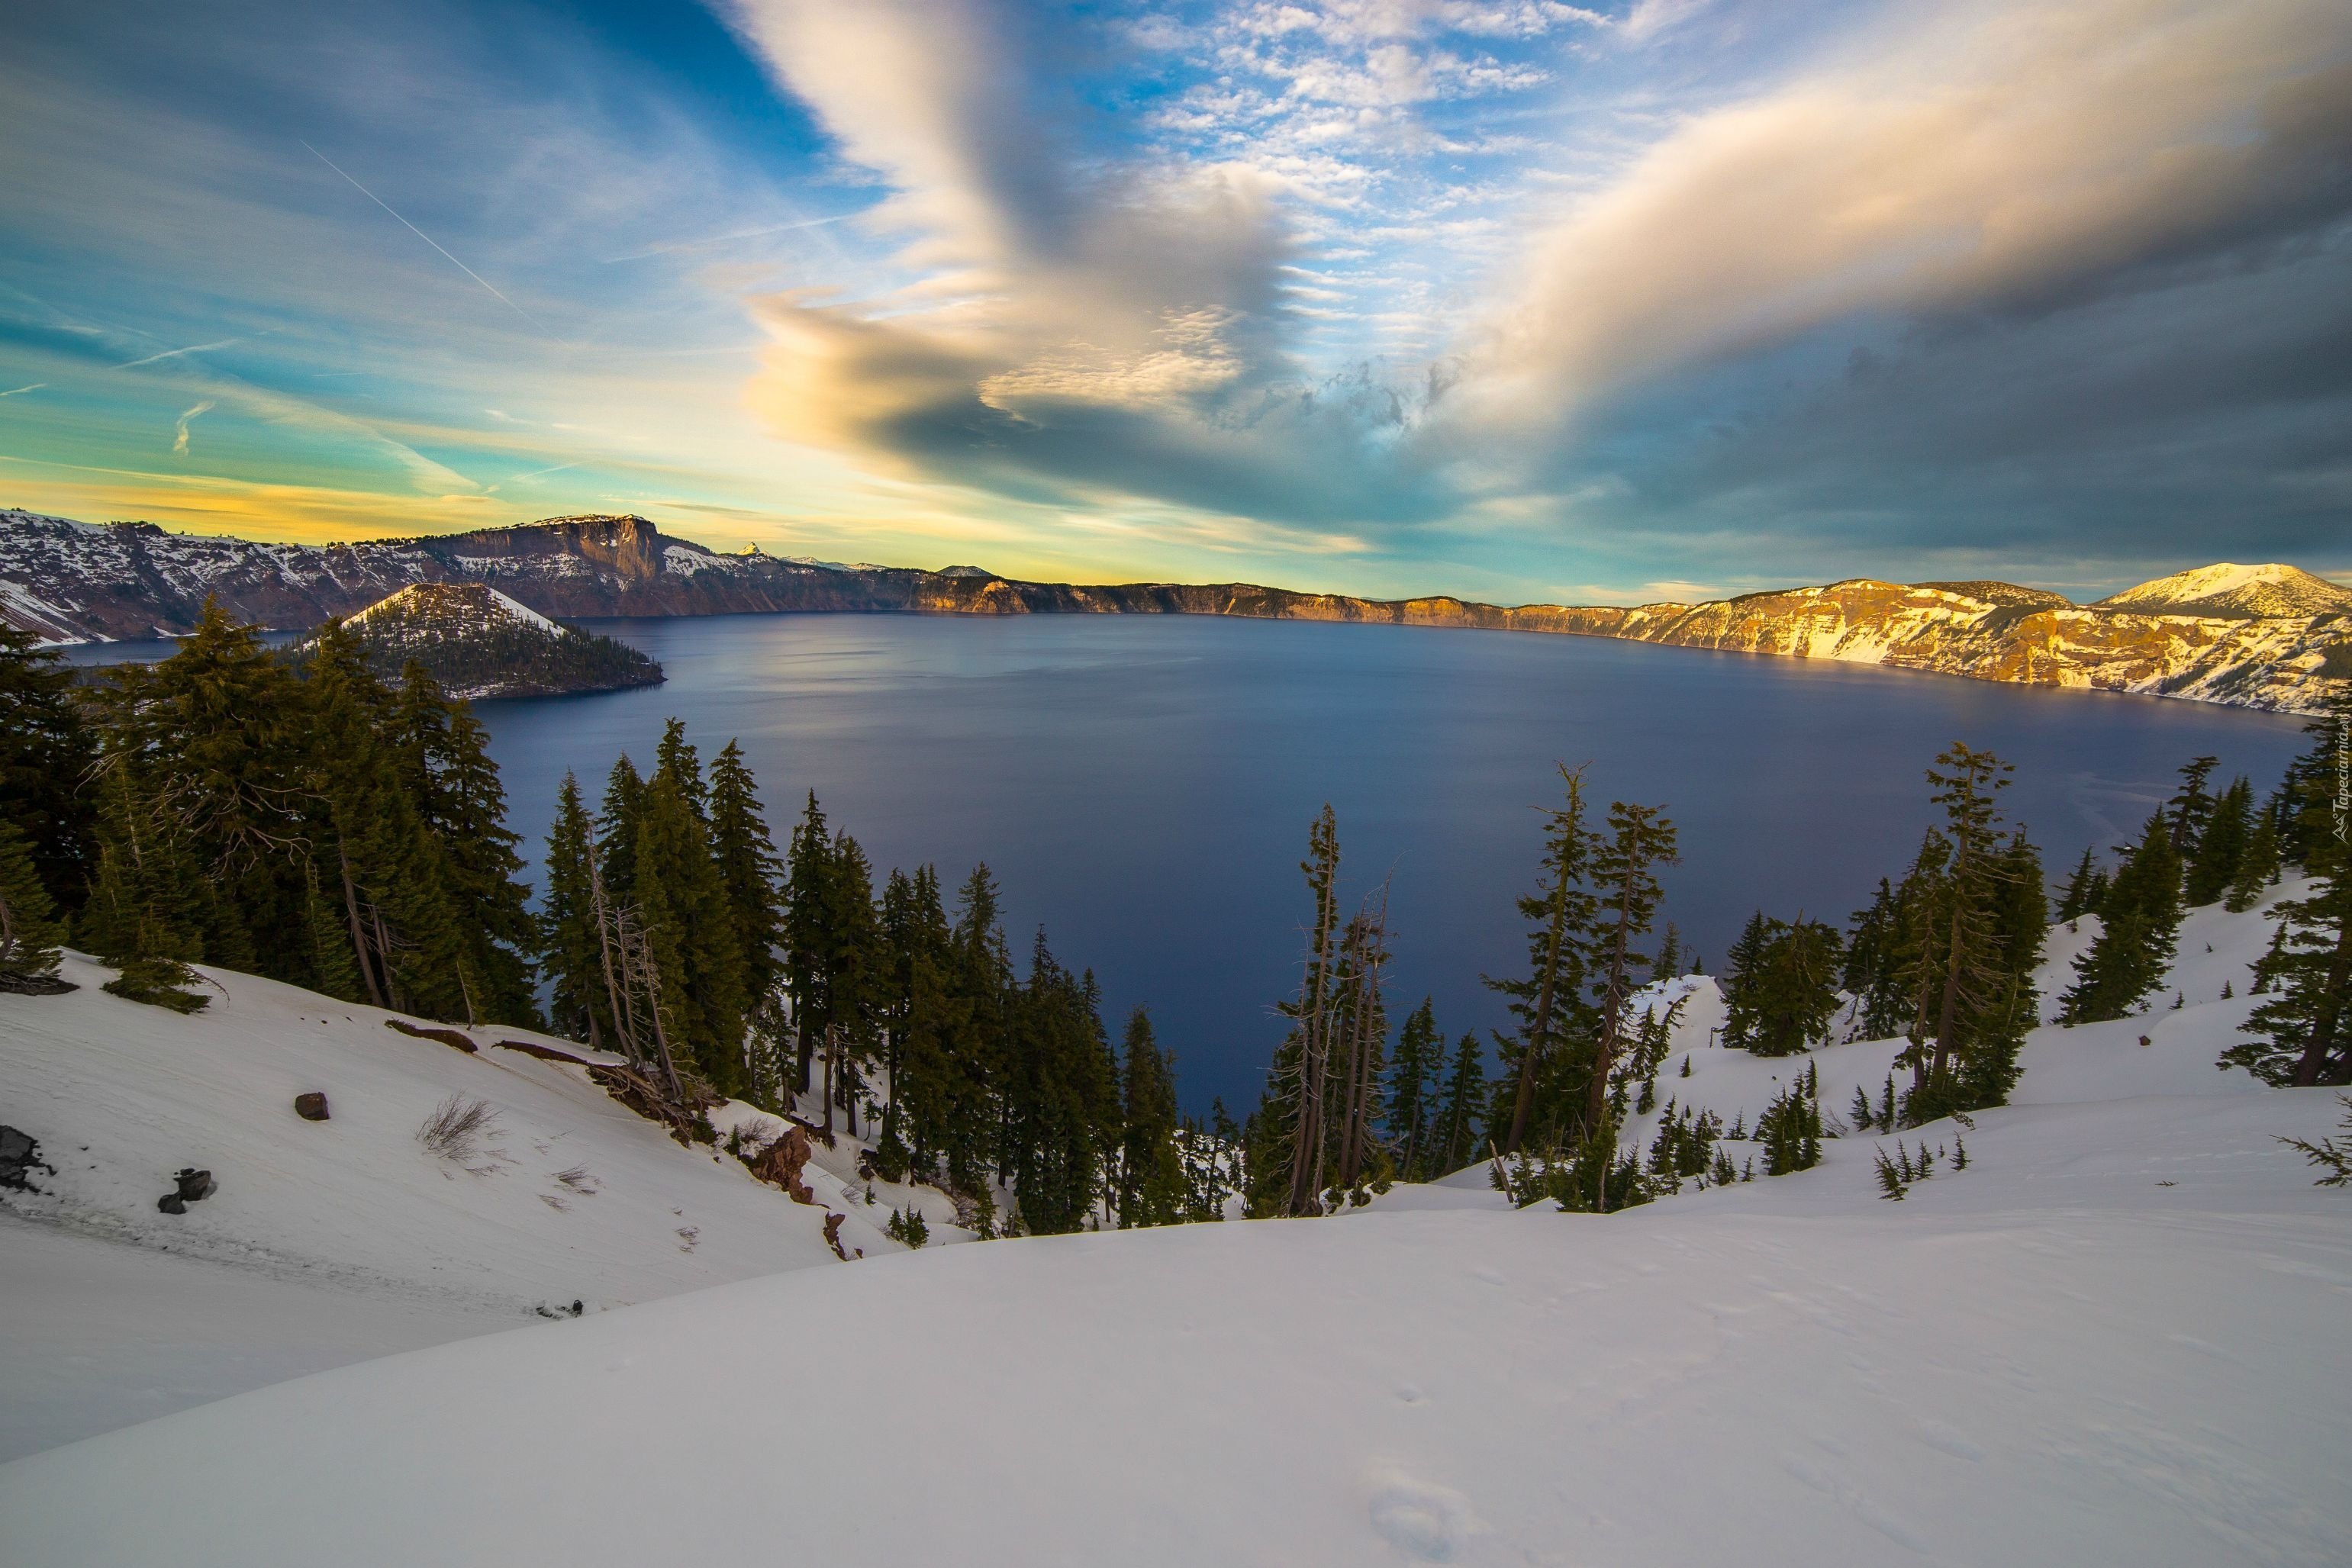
[1,0,2347,602]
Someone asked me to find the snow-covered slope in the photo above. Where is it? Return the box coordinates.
[0,954,896,1457]
[6,894,2349,1565]
[2096,562,2352,620]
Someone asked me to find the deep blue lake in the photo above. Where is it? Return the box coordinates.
[443,613,2309,1114]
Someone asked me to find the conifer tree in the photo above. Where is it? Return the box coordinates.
[0,621,95,913]
[1255,806,1345,1215]
[1484,767,1597,1157]
[392,663,537,1025]
[0,819,66,978]
[1384,997,1442,1181]
[598,755,646,909]
[2054,848,2100,922]
[540,774,607,1044]
[2167,755,2219,856]
[2186,777,2253,908]
[1432,1031,1487,1176]
[1724,916,1844,1056]
[636,760,749,1094]
[2228,810,2282,913]
[708,740,788,1011]
[1116,1009,1186,1226]
[2224,695,2350,1086]
[2060,811,2182,1025]
[1584,800,1677,1135]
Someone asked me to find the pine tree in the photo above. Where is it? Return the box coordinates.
[635,763,749,1093]
[1384,997,1442,1181]
[1116,1009,1186,1227]
[0,621,96,914]
[2224,699,2350,1085]
[1725,916,1845,1056]
[2228,809,2281,913]
[707,740,787,1012]
[1432,1032,1486,1177]
[2060,811,2182,1025]
[1484,767,1597,1157]
[540,774,607,1044]
[1584,800,1677,1141]
[2167,755,2219,856]
[394,664,537,1025]
[2054,848,2100,922]
[2186,777,2253,908]
[1254,806,1346,1215]
[0,819,66,977]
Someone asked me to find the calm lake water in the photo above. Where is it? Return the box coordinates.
[449,613,2309,1113]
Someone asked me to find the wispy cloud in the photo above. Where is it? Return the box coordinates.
[172,398,216,455]
[114,338,240,370]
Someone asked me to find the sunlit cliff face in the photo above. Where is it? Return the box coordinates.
[2,0,2348,600]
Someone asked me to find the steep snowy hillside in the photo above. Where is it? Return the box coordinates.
[5,894,2347,1566]
[0,953,905,1458]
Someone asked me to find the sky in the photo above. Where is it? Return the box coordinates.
[1,0,2347,604]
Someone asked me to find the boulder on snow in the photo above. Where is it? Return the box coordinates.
[0,1125,55,1193]
[749,1125,817,1204]
[294,1092,330,1122]
[156,1193,185,1215]
[173,1168,216,1202]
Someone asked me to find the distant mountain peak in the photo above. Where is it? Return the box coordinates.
[2094,562,2352,619]
[347,581,565,638]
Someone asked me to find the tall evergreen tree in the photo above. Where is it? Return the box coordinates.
[707,740,788,1011]
[1116,1008,1186,1227]
[2186,777,2254,908]
[2054,848,2101,922]
[0,621,95,914]
[2225,694,2350,1086]
[540,773,606,1045]
[2060,810,2182,1025]
[0,819,66,978]
[1484,767,1597,1157]
[1432,1032,1487,1176]
[1584,800,1677,1133]
[1384,997,1442,1182]
[634,764,748,1093]
[1724,916,1845,1056]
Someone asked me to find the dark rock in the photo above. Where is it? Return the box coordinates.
[0,1125,55,1193]
[173,1167,215,1202]
[294,1092,330,1121]
[157,1193,185,1214]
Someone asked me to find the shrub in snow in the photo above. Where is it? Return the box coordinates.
[416,1095,509,1174]
[102,957,209,1013]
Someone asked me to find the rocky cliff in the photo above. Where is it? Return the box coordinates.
[5,510,2344,713]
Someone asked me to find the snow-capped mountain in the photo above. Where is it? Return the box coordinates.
[5,508,2346,713]
[2093,562,2352,619]
[333,581,662,700]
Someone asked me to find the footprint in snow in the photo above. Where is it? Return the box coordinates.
[1368,1470,1477,1562]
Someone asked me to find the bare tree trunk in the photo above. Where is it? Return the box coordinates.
[1287,874,1339,1217]
[1587,868,1638,1132]
[823,1023,838,1138]
[336,842,387,1009]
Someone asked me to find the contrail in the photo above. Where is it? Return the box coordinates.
[604,214,849,263]
[114,339,239,370]
[0,383,46,397]
[301,140,546,332]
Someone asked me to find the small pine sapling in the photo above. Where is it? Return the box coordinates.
[1952,1135,1969,1170]
[1679,1055,1691,1078]
[2277,1096,2352,1188]
[1874,1147,1906,1201]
